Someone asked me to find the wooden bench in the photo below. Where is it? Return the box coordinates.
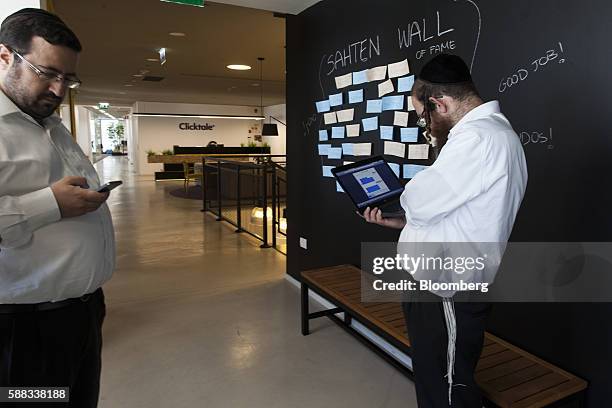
[300,265,587,408]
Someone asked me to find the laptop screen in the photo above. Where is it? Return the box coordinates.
[334,158,404,209]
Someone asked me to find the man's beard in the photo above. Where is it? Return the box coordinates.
[428,115,453,147]
[4,66,62,120]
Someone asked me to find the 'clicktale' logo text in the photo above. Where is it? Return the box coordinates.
[179,123,215,131]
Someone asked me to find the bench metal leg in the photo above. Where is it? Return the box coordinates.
[344,312,352,326]
[301,282,309,335]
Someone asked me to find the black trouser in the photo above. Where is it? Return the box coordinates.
[0,289,105,408]
[403,299,491,408]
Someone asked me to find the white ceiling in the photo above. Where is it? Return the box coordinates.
[53,0,289,108]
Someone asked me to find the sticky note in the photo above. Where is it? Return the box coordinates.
[336,108,354,123]
[394,111,409,127]
[398,75,415,92]
[335,73,352,89]
[367,66,387,82]
[362,117,379,132]
[366,99,383,113]
[329,93,343,107]
[324,112,337,125]
[403,164,429,179]
[336,182,345,193]
[319,129,329,141]
[346,124,360,137]
[407,96,415,111]
[353,143,372,156]
[353,69,368,85]
[348,89,364,104]
[384,141,406,158]
[388,59,411,78]
[382,95,404,111]
[380,126,394,140]
[328,147,342,159]
[316,100,331,113]
[331,126,345,139]
[389,163,401,178]
[408,144,430,159]
[378,79,394,97]
[322,166,334,177]
[400,127,419,143]
[318,144,331,155]
[342,143,354,155]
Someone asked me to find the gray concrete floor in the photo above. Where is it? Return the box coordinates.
[95,156,417,408]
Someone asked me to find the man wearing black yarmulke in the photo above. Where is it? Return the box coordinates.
[364,54,528,407]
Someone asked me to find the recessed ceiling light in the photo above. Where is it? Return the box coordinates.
[124,84,134,87]
[251,83,260,87]
[133,74,144,77]
[169,32,186,37]
[227,64,252,71]
[146,58,158,62]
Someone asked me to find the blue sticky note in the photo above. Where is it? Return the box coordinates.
[342,143,354,155]
[353,70,368,85]
[336,181,345,193]
[389,163,401,177]
[380,126,394,140]
[398,75,415,92]
[366,99,383,114]
[382,95,404,111]
[318,144,330,155]
[349,89,364,104]
[400,127,419,143]
[362,117,379,132]
[319,129,329,141]
[329,93,343,107]
[331,126,345,139]
[403,164,429,179]
[328,147,342,159]
[322,166,334,178]
[316,100,331,113]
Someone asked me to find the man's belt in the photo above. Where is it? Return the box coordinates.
[0,288,102,314]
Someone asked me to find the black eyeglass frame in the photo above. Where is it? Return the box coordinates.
[6,46,81,89]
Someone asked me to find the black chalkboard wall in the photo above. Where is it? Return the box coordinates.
[286,0,612,405]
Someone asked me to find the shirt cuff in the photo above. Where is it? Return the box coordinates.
[17,187,61,232]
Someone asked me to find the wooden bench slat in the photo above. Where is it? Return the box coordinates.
[481,343,508,358]
[498,372,568,403]
[477,350,522,372]
[477,358,536,383]
[512,379,587,408]
[488,364,551,393]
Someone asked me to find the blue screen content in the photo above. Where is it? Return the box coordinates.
[336,160,404,209]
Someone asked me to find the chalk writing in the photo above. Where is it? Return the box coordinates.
[499,42,566,93]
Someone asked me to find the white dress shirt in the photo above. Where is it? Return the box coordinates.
[0,90,115,304]
[399,101,528,292]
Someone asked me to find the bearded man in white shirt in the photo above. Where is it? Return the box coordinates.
[0,9,115,407]
[364,54,528,407]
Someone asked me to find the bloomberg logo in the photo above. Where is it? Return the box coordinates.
[179,122,215,131]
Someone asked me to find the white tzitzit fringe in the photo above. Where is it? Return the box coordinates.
[442,297,457,406]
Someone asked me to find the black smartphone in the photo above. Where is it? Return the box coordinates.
[97,181,122,193]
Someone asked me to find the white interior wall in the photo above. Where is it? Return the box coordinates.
[74,106,92,159]
[131,102,287,176]
[133,102,262,175]
[0,0,45,21]
[263,104,287,157]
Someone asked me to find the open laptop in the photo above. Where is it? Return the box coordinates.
[332,156,405,218]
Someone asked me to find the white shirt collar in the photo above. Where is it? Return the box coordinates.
[0,89,62,130]
[449,100,501,137]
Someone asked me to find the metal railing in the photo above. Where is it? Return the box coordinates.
[201,154,287,254]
